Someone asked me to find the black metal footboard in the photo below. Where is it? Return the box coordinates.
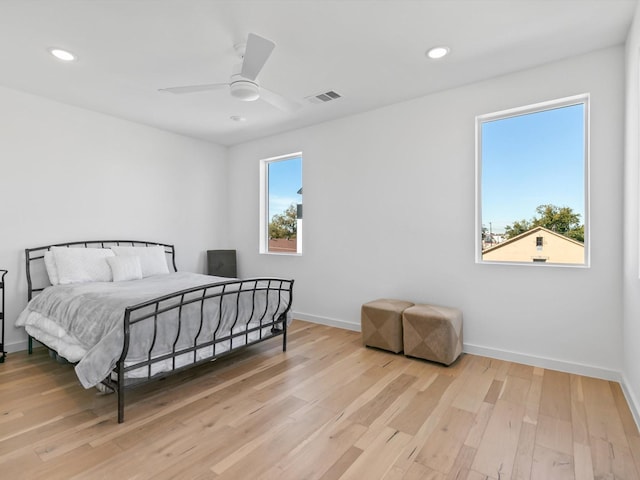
[104,277,294,423]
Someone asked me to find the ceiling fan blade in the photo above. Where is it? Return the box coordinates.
[240,33,275,81]
[260,87,302,113]
[159,83,228,94]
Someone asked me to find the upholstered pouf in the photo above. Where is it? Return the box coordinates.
[361,299,415,353]
[402,304,463,365]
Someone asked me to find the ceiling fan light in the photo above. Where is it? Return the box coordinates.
[230,80,260,101]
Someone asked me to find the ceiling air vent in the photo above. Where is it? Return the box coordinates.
[305,90,342,104]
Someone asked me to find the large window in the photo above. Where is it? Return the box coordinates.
[260,153,303,255]
[476,95,589,266]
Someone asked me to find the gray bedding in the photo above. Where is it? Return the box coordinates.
[16,272,291,388]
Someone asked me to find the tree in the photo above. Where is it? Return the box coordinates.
[504,219,533,239]
[503,204,584,242]
[269,204,297,239]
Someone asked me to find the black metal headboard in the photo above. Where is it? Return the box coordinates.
[25,240,177,300]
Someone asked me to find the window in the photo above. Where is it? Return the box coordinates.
[260,153,303,255]
[476,94,589,266]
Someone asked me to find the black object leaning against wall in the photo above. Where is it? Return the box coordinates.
[0,269,6,362]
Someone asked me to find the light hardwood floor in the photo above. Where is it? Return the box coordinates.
[1,320,639,479]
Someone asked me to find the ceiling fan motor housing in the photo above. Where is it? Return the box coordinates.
[230,74,259,101]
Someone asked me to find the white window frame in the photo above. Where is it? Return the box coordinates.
[475,94,590,267]
[259,152,303,255]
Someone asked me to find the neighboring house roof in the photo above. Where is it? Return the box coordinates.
[482,225,583,254]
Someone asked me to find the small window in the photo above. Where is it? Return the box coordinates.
[260,153,303,255]
[476,94,589,266]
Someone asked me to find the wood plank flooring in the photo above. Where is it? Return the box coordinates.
[1,320,639,479]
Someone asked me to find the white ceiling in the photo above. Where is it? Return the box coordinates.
[0,0,636,146]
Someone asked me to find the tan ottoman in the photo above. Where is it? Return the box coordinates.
[402,304,463,365]
[361,299,414,353]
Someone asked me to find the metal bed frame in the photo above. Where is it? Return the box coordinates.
[24,240,294,423]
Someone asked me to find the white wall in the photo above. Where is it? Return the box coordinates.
[1,41,628,395]
[0,85,229,352]
[623,5,640,425]
[228,46,625,379]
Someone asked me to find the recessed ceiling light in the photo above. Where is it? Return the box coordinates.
[48,48,76,62]
[230,115,246,122]
[426,46,450,60]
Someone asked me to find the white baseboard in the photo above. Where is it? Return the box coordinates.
[293,311,360,332]
[621,373,640,430]
[293,312,622,382]
[460,343,621,382]
[5,339,30,354]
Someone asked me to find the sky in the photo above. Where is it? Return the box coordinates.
[268,156,302,220]
[481,102,585,234]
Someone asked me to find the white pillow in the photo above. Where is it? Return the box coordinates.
[110,245,170,277]
[52,247,115,285]
[44,251,60,286]
[107,256,143,282]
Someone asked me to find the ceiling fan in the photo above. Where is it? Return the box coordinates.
[159,33,300,112]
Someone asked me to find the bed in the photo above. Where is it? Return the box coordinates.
[16,240,294,423]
